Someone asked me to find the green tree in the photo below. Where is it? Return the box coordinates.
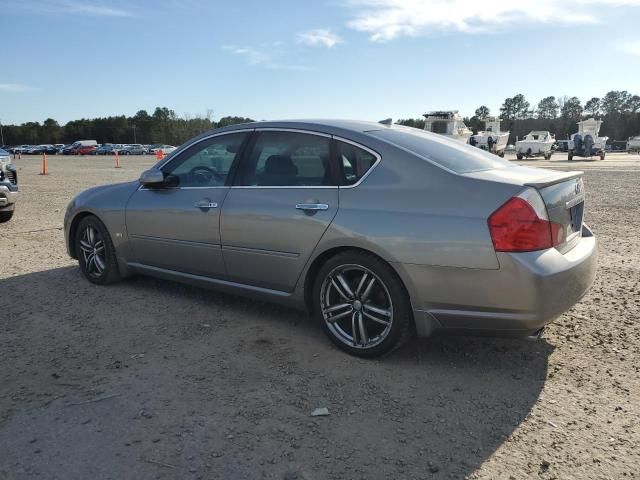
[601,90,631,115]
[561,96,583,121]
[584,97,601,117]
[537,96,559,119]
[474,105,490,120]
[395,118,426,129]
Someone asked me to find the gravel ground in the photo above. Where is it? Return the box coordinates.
[0,152,638,479]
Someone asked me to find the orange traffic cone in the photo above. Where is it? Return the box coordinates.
[114,150,121,168]
[156,149,164,161]
[40,151,47,175]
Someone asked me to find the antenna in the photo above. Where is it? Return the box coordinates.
[378,118,393,126]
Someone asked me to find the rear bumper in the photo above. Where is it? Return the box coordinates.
[399,225,598,337]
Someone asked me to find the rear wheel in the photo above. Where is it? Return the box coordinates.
[568,151,574,161]
[313,251,412,358]
[0,209,14,223]
[75,216,121,285]
[600,152,606,160]
[516,154,523,160]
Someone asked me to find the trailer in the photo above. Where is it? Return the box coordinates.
[627,136,640,154]
[515,131,555,160]
[469,117,509,157]
[568,118,608,161]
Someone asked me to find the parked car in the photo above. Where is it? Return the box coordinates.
[0,148,18,222]
[147,144,163,154]
[64,120,597,357]
[120,144,145,155]
[29,144,59,155]
[8,145,31,154]
[93,144,115,155]
[71,145,97,155]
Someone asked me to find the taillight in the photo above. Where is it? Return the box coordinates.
[488,189,564,252]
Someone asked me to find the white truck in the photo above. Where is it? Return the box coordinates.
[516,131,555,160]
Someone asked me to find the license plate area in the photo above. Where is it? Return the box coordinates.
[569,201,584,236]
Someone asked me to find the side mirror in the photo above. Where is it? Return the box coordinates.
[139,169,165,187]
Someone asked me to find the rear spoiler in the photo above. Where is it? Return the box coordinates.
[524,171,583,189]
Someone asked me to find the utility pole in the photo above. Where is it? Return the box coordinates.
[0,119,4,146]
[132,124,137,143]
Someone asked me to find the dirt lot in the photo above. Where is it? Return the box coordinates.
[1,152,639,479]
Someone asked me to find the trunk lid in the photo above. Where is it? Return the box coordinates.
[464,166,586,252]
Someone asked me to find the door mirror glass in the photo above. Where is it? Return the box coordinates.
[139,169,165,187]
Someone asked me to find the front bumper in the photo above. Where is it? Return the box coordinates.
[0,184,18,209]
[401,225,598,336]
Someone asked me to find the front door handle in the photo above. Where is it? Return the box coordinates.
[296,203,329,211]
[195,200,218,210]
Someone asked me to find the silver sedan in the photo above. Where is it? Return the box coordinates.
[64,120,597,357]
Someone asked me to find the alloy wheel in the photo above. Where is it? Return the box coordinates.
[79,225,106,278]
[320,264,393,349]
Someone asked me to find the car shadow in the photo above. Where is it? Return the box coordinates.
[0,266,552,479]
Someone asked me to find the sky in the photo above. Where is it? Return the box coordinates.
[1,0,640,125]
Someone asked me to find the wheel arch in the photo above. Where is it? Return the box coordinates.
[67,210,111,259]
[302,246,415,318]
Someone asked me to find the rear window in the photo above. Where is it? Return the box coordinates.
[368,127,514,174]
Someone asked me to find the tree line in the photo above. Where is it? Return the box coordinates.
[4,91,639,146]
[397,90,640,143]
[1,107,254,146]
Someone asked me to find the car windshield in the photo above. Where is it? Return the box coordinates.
[367,126,514,174]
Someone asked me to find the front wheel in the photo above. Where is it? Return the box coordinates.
[0,209,14,223]
[568,151,574,161]
[75,216,121,285]
[313,251,413,358]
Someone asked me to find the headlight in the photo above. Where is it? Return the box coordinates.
[0,156,11,170]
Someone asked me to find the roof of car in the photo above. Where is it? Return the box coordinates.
[213,119,390,135]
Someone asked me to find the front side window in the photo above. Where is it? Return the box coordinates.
[337,141,378,185]
[239,131,333,186]
[162,132,247,187]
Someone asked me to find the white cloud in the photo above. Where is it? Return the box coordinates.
[346,0,640,41]
[297,29,343,48]
[619,41,640,55]
[0,83,36,93]
[222,45,312,71]
[56,1,132,17]
[0,0,133,17]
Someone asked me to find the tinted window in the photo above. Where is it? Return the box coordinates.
[337,141,378,185]
[369,127,514,174]
[239,131,332,186]
[162,132,247,187]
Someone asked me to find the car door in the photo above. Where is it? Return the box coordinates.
[125,131,250,278]
[221,129,339,292]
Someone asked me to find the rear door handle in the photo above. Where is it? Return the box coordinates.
[296,203,329,211]
[195,200,218,209]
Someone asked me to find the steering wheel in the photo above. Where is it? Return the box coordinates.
[188,165,223,185]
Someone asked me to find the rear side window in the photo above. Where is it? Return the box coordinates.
[239,131,332,186]
[368,127,514,174]
[337,141,378,185]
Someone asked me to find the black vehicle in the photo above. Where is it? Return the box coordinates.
[0,148,18,222]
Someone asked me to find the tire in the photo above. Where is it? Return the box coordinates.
[313,250,413,358]
[0,209,14,223]
[568,152,574,161]
[516,154,523,160]
[75,216,121,285]
[600,152,606,160]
